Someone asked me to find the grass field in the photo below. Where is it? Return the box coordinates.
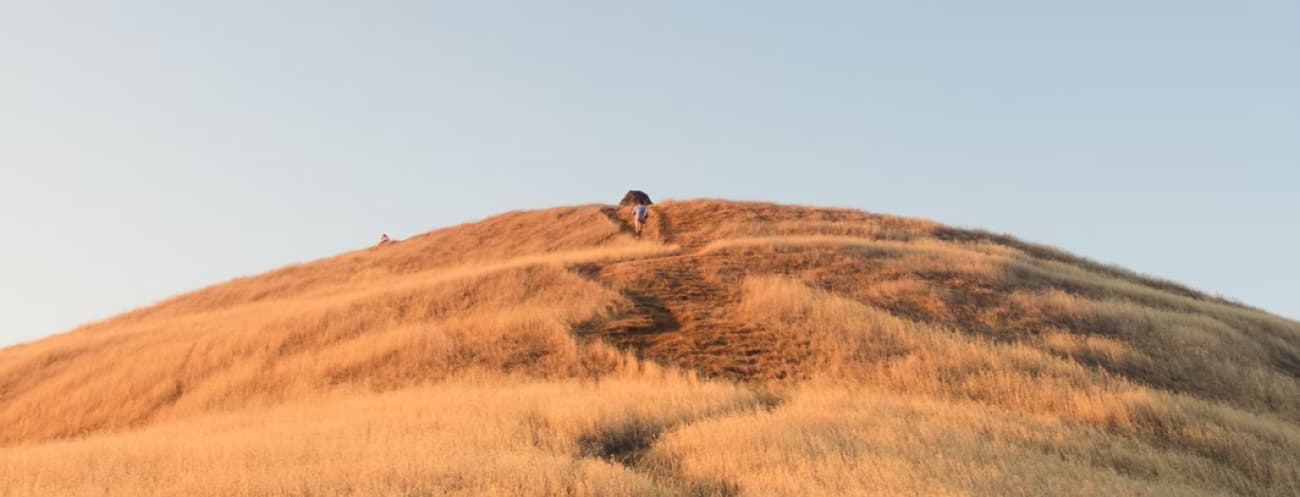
[1,200,1296,496]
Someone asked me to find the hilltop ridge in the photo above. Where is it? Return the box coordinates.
[2,200,1299,496]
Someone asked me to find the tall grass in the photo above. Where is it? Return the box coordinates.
[1,200,1297,496]
[0,244,675,445]
[651,387,1244,497]
[733,276,1300,496]
[0,371,761,497]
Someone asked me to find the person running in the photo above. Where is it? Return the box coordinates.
[632,201,650,237]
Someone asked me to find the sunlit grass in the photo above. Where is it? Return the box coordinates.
[1,200,1296,496]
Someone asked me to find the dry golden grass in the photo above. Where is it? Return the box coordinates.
[650,386,1270,497]
[731,276,1300,496]
[1,199,1297,496]
[0,370,762,497]
[0,246,675,444]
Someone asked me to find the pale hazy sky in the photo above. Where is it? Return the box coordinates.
[1,1,1297,346]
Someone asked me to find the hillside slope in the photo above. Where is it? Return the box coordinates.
[2,200,1298,497]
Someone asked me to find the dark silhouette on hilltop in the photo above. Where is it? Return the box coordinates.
[619,190,653,206]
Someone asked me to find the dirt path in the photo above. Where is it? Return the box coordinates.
[600,205,702,248]
[584,206,800,380]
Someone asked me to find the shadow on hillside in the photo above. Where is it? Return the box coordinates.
[618,291,681,335]
[575,394,787,497]
[579,421,739,497]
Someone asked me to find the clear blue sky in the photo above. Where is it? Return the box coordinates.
[1,1,1297,346]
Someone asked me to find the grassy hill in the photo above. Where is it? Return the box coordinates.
[1,200,1297,497]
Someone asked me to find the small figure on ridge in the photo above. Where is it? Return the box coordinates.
[632,200,650,237]
[618,190,654,238]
